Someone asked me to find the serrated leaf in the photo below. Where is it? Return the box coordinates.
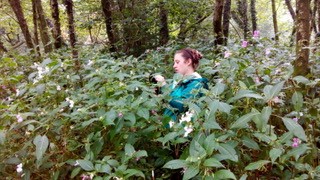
[245,160,270,171]
[124,169,145,179]
[33,135,49,161]
[263,81,284,101]
[213,169,236,180]
[242,136,260,150]
[77,159,94,171]
[269,148,283,163]
[211,83,226,96]
[163,160,187,169]
[230,112,260,129]
[292,91,303,111]
[125,143,135,157]
[137,108,149,120]
[183,165,199,180]
[124,112,136,125]
[282,118,307,141]
[217,143,238,162]
[228,90,263,103]
[203,158,225,168]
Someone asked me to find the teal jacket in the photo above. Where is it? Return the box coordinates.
[163,75,208,124]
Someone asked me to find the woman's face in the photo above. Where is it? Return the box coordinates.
[173,53,192,76]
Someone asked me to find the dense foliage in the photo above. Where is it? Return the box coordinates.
[0,35,319,179]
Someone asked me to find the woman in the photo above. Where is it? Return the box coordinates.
[155,48,208,126]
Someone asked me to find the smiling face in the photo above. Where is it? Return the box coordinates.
[173,53,194,76]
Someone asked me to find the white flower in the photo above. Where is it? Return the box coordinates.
[87,60,93,66]
[169,121,175,128]
[16,89,20,96]
[265,48,271,55]
[16,114,23,123]
[16,163,23,173]
[183,125,193,137]
[66,97,74,108]
[56,85,61,91]
[179,111,193,123]
[74,161,79,166]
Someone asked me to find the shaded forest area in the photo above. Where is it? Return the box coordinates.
[0,0,320,75]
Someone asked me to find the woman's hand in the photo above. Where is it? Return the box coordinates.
[154,75,166,86]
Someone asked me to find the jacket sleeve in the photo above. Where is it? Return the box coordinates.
[169,80,204,113]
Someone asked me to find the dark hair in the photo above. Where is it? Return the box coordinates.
[176,48,203,69]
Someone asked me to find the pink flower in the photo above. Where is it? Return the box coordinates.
[241,40,248,48]
[224,51,232,58]
[253,30,260,38]
[265,48,271,55]
[254,77,261,84]
[292,117,298,122]
[81,174,92,180]
[118,112,123,118]
[16,114,23,123]
[292,138,301,148]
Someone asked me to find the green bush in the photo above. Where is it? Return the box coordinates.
[0,39,319,179]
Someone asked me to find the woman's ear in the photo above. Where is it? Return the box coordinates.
[185,58,192,66]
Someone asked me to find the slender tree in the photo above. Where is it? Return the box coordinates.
[237,0,249,39]
[293,0,311,76]
[101,0,117,52]
[34,0,53,53]
[318,0,320,31]
[0,40,7,52]
[285,0,296,46]
[250,0,257,33]
[7,0,34,49]
[50,0,63,49]
[64,0,79,71]
[213,0,225,46]
[31,0,41,56]
[223,0,232,45]
[159,0,169,46]
[271,0,279,41]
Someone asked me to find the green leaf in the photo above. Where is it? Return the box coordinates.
[183,165,199,180]
[204,115,222,130]
[133,150,148,158]
[204,134,218,155]
[292,91,303,111]
[103,110,116,126]
[228,90,263,103]
[189,141,207,160]
[263,81,284,101]
[245,160,270,171]
[230,112,260,129]
[217,143,238,162]
[36,84,46,94]
[124,169,145,179]
[71,167,81,178]
[208,100,219,114]
[125,143,136,157]
[163,160,187,169]
[203,158,225,168]
[242,136,260,150]
[77,159,94,171]
[211,82,226,96]
[124,112,136,126]
[33,135,49,161]
[95,164,111,174]
[269,148,283,163]
[293,76,310,84]
[287,144,310,161]
[282,118,307,141]
[0,130,6,145]
[137,108,150,120]
[213,169,237,180]
[218,101,232,114]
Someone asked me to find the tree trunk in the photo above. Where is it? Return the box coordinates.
[31,0,41,56]
[35,0,53,53]
[285,0,296,46]
[159,1,169,46]
[237,0,249,39]
[7,0,34,49]
[101,0,117,52]
[318,0,320,31]
[271,0,279,41]
[311,0,318,34]
[293,0,311,76]
[213,0,225,46]
[250,0,257,33]
[50,0,63,49]
[64,0,79,70]
[223,0,232,45]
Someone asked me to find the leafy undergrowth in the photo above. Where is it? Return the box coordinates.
[0,38,320,179]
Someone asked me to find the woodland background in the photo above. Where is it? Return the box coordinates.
[0,0,320,179]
